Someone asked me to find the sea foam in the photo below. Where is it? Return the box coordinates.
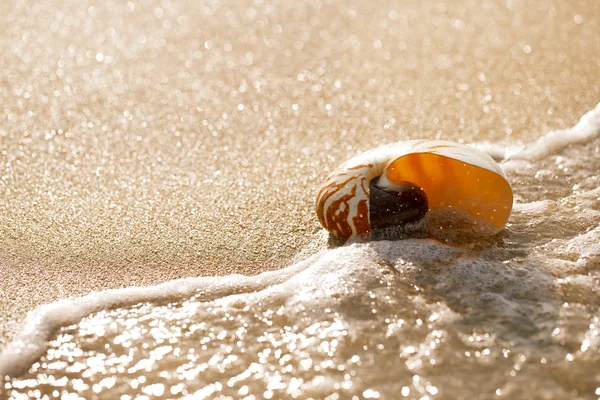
[473,102,600,162]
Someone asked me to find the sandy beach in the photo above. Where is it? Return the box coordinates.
[1,0,599,352]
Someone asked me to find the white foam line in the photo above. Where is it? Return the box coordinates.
[473,102,600,161]
[0,254,318,378]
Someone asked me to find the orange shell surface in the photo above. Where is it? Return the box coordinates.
[386,152,513,230]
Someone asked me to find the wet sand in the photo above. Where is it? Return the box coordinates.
[1,0,599,349]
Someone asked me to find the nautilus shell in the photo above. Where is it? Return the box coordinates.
[316,140,513,239]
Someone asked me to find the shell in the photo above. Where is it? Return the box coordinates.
[316,140,513,239]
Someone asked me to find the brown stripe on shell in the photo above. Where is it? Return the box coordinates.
[352,198,370,236]
[346,163,373,171]
[315,176,355,233]
[322,185,357,239]
[315,163,374,239]
[315,164,372,196]
[316,176,357,215]
[424,144,451,150]
[316,174,352,200]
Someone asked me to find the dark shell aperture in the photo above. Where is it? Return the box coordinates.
[368,178,429,231]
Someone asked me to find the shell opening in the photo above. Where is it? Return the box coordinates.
[368,177,429,231]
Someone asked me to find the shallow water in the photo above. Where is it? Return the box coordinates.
[2,107,599,399]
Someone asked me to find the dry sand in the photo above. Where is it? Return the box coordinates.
[1,0,599,349]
